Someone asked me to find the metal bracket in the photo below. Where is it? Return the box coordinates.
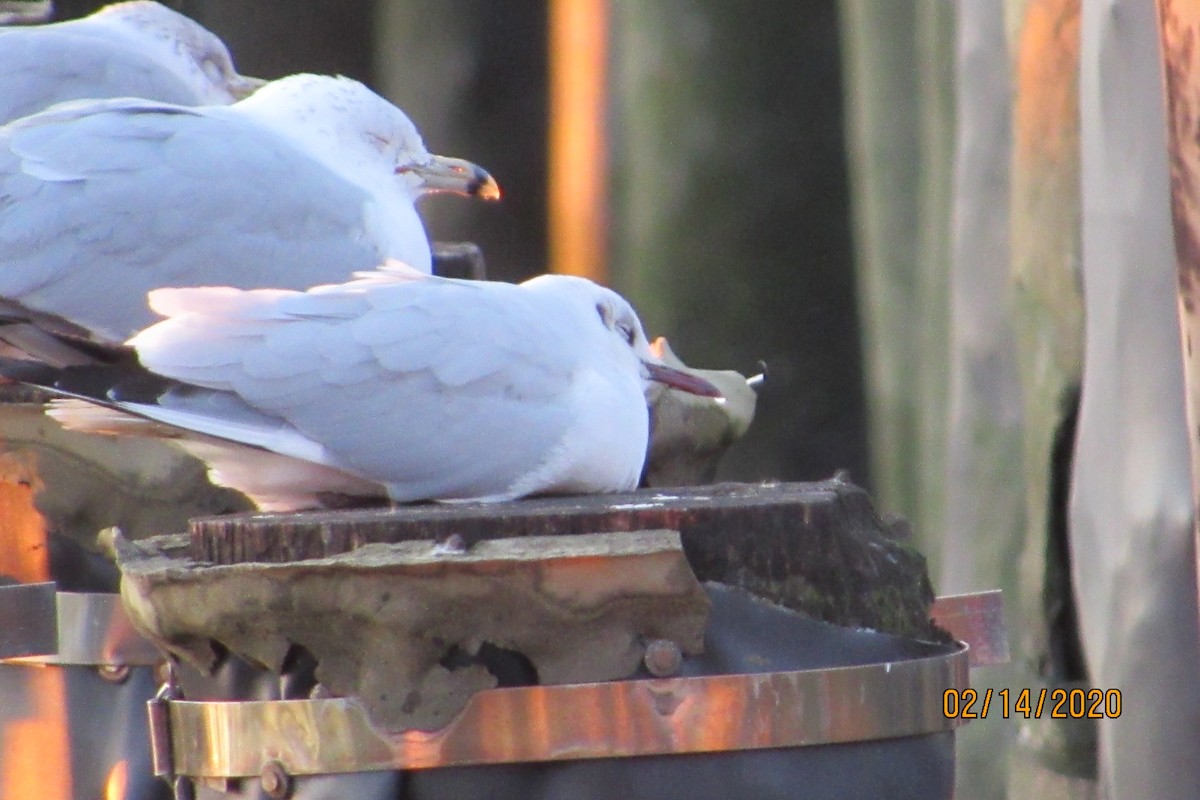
[141,589,1002,779]
[0,584,161,667]
[930,589,1009,667]
[148,641,969,778]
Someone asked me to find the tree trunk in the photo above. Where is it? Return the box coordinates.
[838,0,955,568]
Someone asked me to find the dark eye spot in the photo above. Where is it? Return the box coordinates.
[618,321,635,345]
[596,302,612,326]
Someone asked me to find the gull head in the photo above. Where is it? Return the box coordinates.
[92,1,264,103]
[524,275,723,399]
[234,74,499,202]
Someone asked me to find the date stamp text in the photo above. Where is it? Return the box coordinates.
[943,688,1122,719]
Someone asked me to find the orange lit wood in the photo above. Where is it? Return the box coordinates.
[1010,0,1083,377]
[1157,0,1200,607]
[548,0,609,282]
[1013,0,1080,173]
[0,452,70,800]
[3,666,71,800]
[0,451,49,582]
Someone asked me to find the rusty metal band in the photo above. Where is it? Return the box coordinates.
[929,589,1008,667]
[159,643,969,777]
[0,586,161,666]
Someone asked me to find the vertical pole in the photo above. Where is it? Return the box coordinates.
[839,0,955,566]
[548,0,609,282]
[1158,0,1200,613]
[1073,0,1200,794]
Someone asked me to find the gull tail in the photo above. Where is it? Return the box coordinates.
[46,399,182,438]
[0,301,133,367]
[0,357,386,512]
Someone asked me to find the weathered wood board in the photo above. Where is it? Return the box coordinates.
[190,479,939,642]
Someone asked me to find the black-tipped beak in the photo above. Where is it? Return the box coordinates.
[401,155,502,201]
[643,361,724,398]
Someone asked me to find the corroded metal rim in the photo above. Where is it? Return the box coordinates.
[0,586,161,666]
[159,642,969,777]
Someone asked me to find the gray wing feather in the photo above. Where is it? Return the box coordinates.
[139,280,577,499]
[0,29,210,125]
[0,102,410,341]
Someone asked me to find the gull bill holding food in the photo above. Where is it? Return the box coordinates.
[0,1,263,124]
[0,262,721,511]
[0,73,500,360]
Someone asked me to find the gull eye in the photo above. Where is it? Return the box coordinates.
[617,321,636,345]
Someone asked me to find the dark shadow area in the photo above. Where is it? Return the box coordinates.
[1043,384,1088,682]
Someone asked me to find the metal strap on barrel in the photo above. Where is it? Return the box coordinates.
[153,642,970,778]
[0,582,161,666]
[146,589,1004,781]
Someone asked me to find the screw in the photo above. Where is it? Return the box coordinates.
[260,761,292,799]
[97,663,131,684]
[643,639,683,677]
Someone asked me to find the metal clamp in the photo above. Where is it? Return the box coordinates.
[930,589,1009,667]
[148,641,969,778]
[143,588,1004,779]
[0,584,161,666]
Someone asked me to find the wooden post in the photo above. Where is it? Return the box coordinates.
[838,0,954,567]
[1158,0,1200,610]
[1070,0,1200,796]
[548,0,609,282]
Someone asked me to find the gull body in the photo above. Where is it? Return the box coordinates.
[1,263,719,510]
[0,1,262,124]
[0,74,499,350]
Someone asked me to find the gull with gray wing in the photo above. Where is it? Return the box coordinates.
[0,1,263,124]
[0,73,500,360]
[0,263,721,511]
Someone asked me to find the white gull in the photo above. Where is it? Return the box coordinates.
[0,1,262,124]
[0,73,500,358]
[3,262,721,510]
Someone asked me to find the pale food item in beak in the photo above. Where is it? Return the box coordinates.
[643,337,759,487]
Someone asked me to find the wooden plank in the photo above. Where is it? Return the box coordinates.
[119,530,708,732]
[190,480,939,641]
